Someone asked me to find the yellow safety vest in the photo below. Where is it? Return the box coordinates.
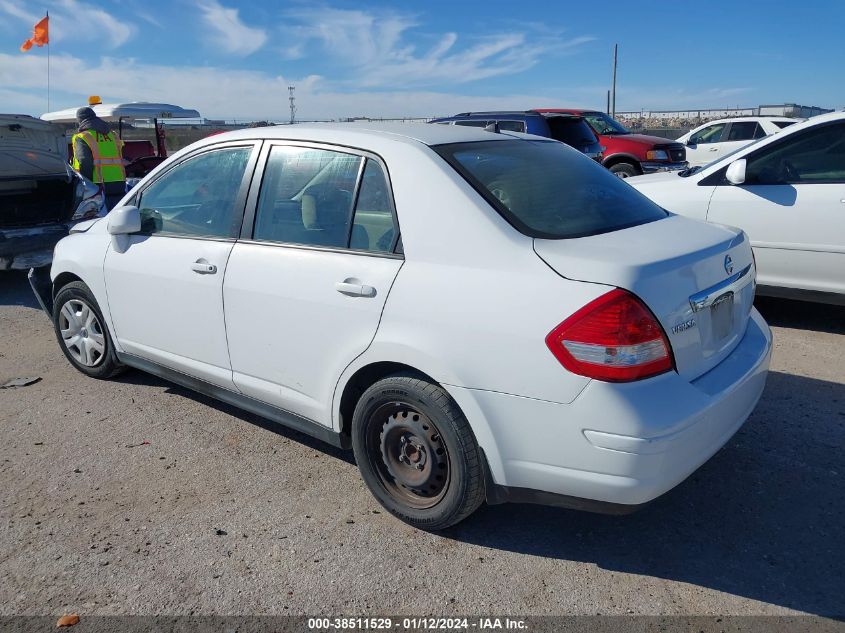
[71,129,126,184]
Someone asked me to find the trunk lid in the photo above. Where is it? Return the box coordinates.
[534,215,755,381]
[1,115,76,227]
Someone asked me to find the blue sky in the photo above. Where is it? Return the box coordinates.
[1,0,843,120]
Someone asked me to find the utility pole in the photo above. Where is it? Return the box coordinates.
[606,90,610,115]
[611,43,618,118]
[288,86,296,124]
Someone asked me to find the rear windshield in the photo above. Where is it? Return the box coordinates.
[434,139,667,239]
[546,117,599,148]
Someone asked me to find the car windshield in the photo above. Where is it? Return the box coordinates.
[582,112,630,135]
[434,139,667,239]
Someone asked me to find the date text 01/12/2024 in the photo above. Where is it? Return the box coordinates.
[307,617,528,630]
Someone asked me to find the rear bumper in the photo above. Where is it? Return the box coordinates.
[0,223,69,270]
[640,160,689,174]
[458,308,772,509]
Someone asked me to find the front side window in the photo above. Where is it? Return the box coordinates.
[774,121,798,129]
[689,123,726,145]
[253,146,363,248]
[746,122,845,184]
[137,146,252,238]
[727,121,762,142]
[435,139,667,239]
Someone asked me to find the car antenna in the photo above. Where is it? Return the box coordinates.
[484,121,500,133]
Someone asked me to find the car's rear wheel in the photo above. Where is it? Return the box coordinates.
[351,374,485,530]
[609,162,639,178]
[53,281,124,379]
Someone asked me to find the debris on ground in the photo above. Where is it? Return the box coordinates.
[1,376,41,389]
[125,440,151,448]
[56,613,80,627]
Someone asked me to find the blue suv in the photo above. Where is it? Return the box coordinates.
[430,111,604,161]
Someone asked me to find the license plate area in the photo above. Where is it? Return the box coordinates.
[710,292,735,341]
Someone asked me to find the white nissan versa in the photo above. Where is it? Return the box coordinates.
[30,123,772,530]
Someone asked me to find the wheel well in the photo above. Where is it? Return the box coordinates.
[603,155,642,172]
[52,272,83,298]
[338,362,436,437]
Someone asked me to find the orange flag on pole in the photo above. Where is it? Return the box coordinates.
[20,15,49,52]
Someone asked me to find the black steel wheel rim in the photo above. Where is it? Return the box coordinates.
[366,401,451,509]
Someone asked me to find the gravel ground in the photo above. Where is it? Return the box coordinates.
[0,270,842,617]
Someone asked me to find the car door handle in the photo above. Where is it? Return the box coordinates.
[335,281,376,297]
[191,260,217,274]
[709,147,719,151]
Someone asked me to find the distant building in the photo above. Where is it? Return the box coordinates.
[757,103,833,118]
[617,103,833,121]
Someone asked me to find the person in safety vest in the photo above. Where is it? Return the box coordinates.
[72,107,126,210]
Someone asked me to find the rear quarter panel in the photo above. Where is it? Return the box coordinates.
[334,141,605,427]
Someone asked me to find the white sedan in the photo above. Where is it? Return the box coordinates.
[30,123,771,529]
[679,116,800,167]
[630,111,845,305]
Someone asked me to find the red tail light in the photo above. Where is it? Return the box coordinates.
[545,289,673,382]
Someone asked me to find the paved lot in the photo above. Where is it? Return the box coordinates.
[0,270,842,616]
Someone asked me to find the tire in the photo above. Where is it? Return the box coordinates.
[52,281,125,379]
[609,162,639,179]
[351,374,485,530]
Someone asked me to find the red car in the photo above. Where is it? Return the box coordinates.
[535,109,688,178]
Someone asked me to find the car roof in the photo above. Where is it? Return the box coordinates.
[694,116,800,125]
[188,121,530,152]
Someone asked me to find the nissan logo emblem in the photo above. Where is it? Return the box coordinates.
[724,255,734,275]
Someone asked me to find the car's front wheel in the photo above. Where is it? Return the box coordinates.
[53,281,124,379]
[351,374,485,530]
[609,162,639,178]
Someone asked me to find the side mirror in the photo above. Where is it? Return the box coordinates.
[685,138,696,147]
[107,205,141,235]
[725,159,747,185]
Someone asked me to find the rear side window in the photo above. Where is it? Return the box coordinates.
[454,120,489,128]
[495,120,526,133]
[350,160,396,252]
[253,146,362,248]
[435,140,667,239]
[546,117,599,148]
[727,121,762,141]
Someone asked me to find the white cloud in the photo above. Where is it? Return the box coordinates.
[282,7,594,88]
[0,53,570,120]
[0,0,132,48]
[196,0,267,57]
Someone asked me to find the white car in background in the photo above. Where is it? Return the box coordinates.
[679,116,801,167]
[630,111,845,304]
[30,123,771,529]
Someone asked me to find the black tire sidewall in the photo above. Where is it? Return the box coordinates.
[351,377,480,530]
[610,162,639,178]
[52,282,122,379]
